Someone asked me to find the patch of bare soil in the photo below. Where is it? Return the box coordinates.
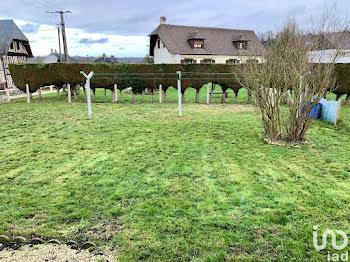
[0,244,114,262]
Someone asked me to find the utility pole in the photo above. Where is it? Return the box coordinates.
[57,27,63,62]
[47,10,71,62]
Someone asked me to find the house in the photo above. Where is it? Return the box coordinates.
[42,49,76,63]
[308,31,350,63]
[149,17,265,64]
[94,54,118,63]
[0,20,33,89]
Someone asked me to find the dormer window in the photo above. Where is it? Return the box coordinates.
[193,40,204,48]
[235,41,248,49]
[157,40,161,48]
[188,31,205,49]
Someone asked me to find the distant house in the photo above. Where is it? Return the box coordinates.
[94,54,118,63]
[0,20,33,89]
[149,17,265,64]
[42,49,76,63]
[308,31,350,63]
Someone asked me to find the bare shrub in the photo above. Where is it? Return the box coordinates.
[239,9,348,144]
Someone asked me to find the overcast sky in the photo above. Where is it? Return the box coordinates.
[0,0,349,57]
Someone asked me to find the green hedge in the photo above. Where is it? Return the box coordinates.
[9,63,243,93]
[9,63,350,96]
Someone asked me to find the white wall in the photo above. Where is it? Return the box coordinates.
[152,38,264,64]
[42,54,59,64]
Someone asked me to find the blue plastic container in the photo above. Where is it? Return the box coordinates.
[302,103,322,119]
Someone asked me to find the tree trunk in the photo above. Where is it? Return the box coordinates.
[234,90,239,104]
[56,87,60,100]
[195,89,200,103]
[93,89,96,102]
[336,94,341,101]
[141,90,145,103]
[182,91,186,103]
[104,89,107,102]
[247,89,252,104]
[83,87,87,102]
[345,94,350,105]
[73,87,78,101]
[221,90,226,103]
[150,89,154,103]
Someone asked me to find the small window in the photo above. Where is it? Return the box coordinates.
[239,42,243,49]
[181,59,195,64]
[157,40,161,49]
[17,41,20,50]
[246,59,259,64]
[10,42,14,50]
[226,59,240,64]
[202,59,215,64]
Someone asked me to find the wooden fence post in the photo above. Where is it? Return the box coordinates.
[163,89,166,103]
[67,84,71,103]
[141,90,145,103]
[120,89,124,102]
[159,84,162,103]
[104,88,107,102]
[26,84,31,103]
[6,89,10,101]
[114,84,118,102]
[209,83,214,104]
[131,92,135,103]
[38,87,42,101]
[206,84,210,104]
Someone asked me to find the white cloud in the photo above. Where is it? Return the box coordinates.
[13,19,148,57]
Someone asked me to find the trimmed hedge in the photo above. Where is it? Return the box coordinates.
[9,63,243,94]
[8,63,350,96]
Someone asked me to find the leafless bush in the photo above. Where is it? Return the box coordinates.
[239,8,348,144]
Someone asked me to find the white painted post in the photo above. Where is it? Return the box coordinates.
[80,71,94,116]
[206,83,210,104]
[177,71,182,117]
[50,86,53,91]
[159,84,162,103]
[114,84,118,102]
[6,89,10,101]
[26,84,31,103]
[38,87,42,101]
[67,84,71,103]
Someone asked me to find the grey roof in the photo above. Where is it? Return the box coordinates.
[322,32,350,49]
[51,53,77,62]
[149,24,265,56]
[0,20,33,57]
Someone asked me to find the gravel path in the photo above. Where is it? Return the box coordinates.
[0,244,113,262]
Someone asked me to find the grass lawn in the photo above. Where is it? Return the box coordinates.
[1,87,350,261]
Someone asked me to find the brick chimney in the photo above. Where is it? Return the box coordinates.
[160,16,167,24]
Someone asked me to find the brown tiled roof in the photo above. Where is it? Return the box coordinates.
[149,24,265,56]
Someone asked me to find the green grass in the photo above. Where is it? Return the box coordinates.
[1,88,350,261]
